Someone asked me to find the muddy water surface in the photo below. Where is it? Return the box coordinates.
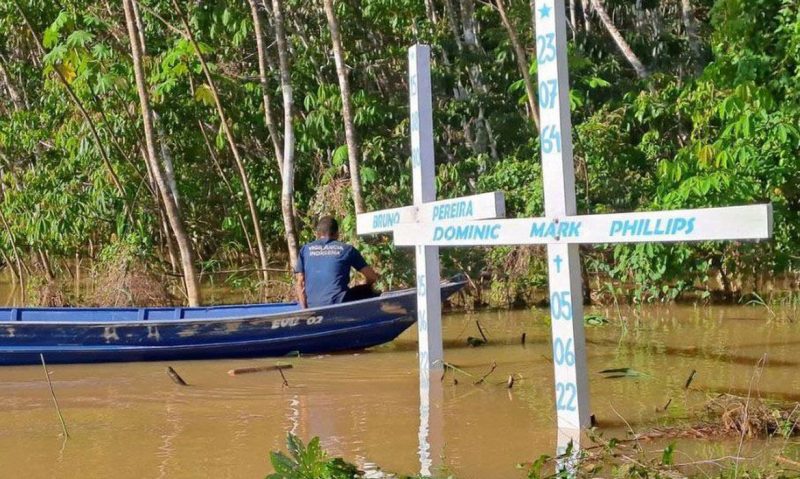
[1,289,799,478]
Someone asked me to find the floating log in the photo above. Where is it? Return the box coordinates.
[227,364,293,376]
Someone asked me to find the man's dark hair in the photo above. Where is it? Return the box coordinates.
[316,216,339,237]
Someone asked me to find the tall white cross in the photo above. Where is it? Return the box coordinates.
[390,0,773,453]
[357,45,506,379]
[356,44,506,473]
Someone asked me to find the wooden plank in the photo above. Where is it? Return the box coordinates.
[393,204,773,247]
[356,191,506,235]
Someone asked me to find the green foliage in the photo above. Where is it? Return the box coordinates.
[266,434,359,479]
[2,0,800,304]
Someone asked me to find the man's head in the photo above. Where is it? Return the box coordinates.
[315,216,339,239]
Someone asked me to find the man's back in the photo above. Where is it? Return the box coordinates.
[296,238,367,307]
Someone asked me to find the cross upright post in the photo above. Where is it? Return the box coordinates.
[535,0,590,439]
[409,44,443,380]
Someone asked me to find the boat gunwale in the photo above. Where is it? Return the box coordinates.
[0,283,461,327]
[0,314,414,353]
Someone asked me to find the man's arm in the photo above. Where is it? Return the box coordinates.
[295,272,308,308]
[359,266,378,285]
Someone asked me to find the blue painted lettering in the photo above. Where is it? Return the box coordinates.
[431,200,475,221]
[432,224,501,242]
[529,221,582,239]
[609,216,697,238]
[373,211,401,229]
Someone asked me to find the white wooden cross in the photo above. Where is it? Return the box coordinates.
[356,44,506,474]
[389,0,773,453]
[357,45,506,381]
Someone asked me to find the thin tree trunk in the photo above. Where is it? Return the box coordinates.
[153,112,181,211]
[424,0,438,24]
[0,210,25,303]
[0,55,26,111]
[247,0,284,175]
[444,0,464,52]
[680,0,702,75]
[122,0,202,306]
[38,249,54,281]
[1,250,16,285]
[173,0,271,285]
[138,143,178,274]
[496,0,541,129]
[581,0,591,33]
[322,0,366,214]
[197,120,257,258]
[590,0,648,79]
[569,0,577,39]
[270,0,300,271]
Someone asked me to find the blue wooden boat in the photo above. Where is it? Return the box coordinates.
[0,279,465,365]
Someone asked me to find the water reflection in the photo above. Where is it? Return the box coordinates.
[417,367,443,476]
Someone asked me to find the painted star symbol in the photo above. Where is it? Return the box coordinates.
[539,2,551,19]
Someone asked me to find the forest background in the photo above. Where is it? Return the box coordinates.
[0,0,798,307]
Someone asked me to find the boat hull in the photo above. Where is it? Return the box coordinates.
[0,282,464,365]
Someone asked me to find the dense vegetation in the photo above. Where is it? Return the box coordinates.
[0,0,798,305]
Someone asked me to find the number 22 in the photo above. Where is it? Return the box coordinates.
[556,382,577,411]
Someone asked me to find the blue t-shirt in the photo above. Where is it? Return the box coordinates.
[294,238,369,307]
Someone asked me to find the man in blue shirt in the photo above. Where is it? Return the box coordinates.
[294,216,379,308]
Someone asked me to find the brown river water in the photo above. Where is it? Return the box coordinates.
[1,282,799,478]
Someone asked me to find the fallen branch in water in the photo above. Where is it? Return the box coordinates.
[474,361,497,385]
[278,366,289,388]
[228,363,293,376]
[40,354,69,439]
[166,366,188,386]
[684,369,697,389]
[475,320,488,343]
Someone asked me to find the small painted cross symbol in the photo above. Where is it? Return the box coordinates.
[539,2,551,19]
[553,254,563,273]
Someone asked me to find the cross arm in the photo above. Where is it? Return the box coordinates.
[393,204,773,246]
[356,191,506,235]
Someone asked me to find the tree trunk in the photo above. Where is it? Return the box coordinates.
[173,0,271,285]
[0,210,25,303]
[38,249,54,281]
[496,0,540,129]
[591,0,648,79]
[247,0,284,175]
[0,55,26,111]
[122,0,202,306]
[322,0,366,214]
[443,0,464,52]
[270,0,300,271]
[680,0,702,75]
[581,0,591,33]
[197,120,257,258]
[154,112,181,211]
[569,0,577,39]
[423,0,438,24]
